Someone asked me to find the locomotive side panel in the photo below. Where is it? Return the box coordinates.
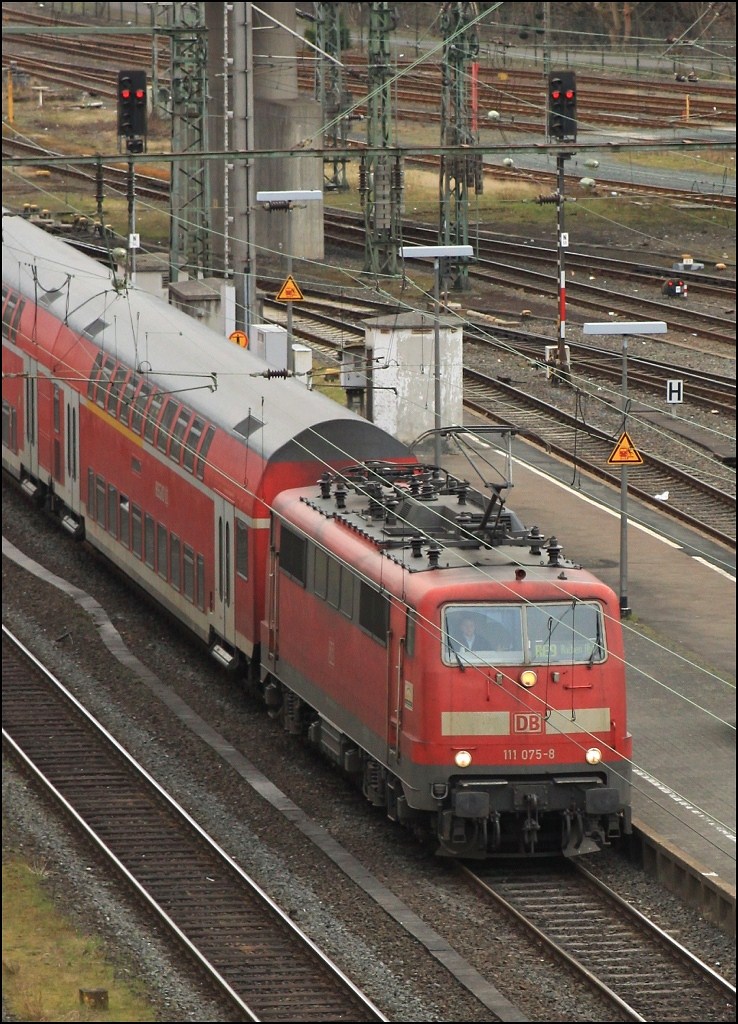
[262,513,400,763]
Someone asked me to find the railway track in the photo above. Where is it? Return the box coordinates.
[3,4,735,215]
[259,282,736,415]
[261,292,736,549]
[323,213,737,348]
[462,367,736,548]
[462,860,736,1022]
[5,5,734,134]
[1,626,388,1024]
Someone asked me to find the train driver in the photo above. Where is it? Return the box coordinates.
[450,612,513,655]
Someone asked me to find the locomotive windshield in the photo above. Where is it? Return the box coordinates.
[443,602,605,666]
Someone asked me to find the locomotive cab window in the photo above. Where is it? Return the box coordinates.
[443,602,606,667]
[279,524,306,585]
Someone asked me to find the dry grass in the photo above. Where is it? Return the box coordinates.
[2,855,158,1022]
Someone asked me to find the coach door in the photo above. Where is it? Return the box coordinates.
[57,386,81,515]
[24,356,39,482]
[213,494,236,649]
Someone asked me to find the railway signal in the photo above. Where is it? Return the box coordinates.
[117,69,147,153]
[548,70,577,141]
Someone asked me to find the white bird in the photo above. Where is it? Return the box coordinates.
[655,490,669,501]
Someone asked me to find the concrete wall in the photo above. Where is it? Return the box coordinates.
[364,313,464,446]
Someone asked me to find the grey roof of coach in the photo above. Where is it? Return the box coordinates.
[3,212,408,466]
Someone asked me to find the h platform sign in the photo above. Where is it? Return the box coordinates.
[666,379,684,404]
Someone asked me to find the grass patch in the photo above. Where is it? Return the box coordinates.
[606,148,736,176]
[2,854,158,1022]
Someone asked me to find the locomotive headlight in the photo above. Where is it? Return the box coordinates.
[519,670,537,688]
[454,750,473,768]
[585,747,602,765]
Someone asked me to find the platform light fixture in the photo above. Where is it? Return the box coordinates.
[582,321,667,617]
[256,190,323,363]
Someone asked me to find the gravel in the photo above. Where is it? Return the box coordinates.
[3,477,735,1023]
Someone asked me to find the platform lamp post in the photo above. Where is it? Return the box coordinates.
[582,321,667,617]
[400,244,474,467]
[256,190,323,363]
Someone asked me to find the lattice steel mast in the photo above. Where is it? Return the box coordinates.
[313,2,350,191]
[439,2,482,291]
[360,2,403,276]
[160,2,212,283]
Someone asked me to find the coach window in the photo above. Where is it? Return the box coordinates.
[119,495,130,548]
[144,513,155,569]
[107,484,118,538]
[87,353,103,401]
[182,416,204,473]
[120,373,138,427]
[195,552,204,606]
[156,398,179,454]
[225,522,231,604]
[131,505,143,559]
[170,534,181,590]
[53,385,61,433]
[3,290,26,345]
[169,408,192,464]
[183,545,195,603]
[95,475,106,528]
[143,392,164,445]
[195,424,215,481]
[2,401,17,454]
[25,376,36,446]
[130,381,153,435]
[236,519,249,580]
[67,404,77,481]
[96,355,116,408]
[107,366,129,419]
[157,524,168,579]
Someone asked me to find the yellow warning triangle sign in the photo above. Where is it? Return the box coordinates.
[608,431,644,465]
[275,275,304,302]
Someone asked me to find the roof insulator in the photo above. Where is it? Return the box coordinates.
[547,536,563,565]
[527,525,545,556]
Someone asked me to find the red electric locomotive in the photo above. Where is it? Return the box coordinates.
[2,211,632,858]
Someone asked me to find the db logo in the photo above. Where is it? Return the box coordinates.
[513,713,543,734]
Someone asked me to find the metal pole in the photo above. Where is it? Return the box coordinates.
[434,256,442,467]
[556,153,571,383]
[619,335,630,617]
[287,214,293,372]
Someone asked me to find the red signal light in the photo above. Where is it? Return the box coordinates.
[551,89,561,99]
[121,88,131,100]
[565,89,575,99]
[135,89,145,100]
